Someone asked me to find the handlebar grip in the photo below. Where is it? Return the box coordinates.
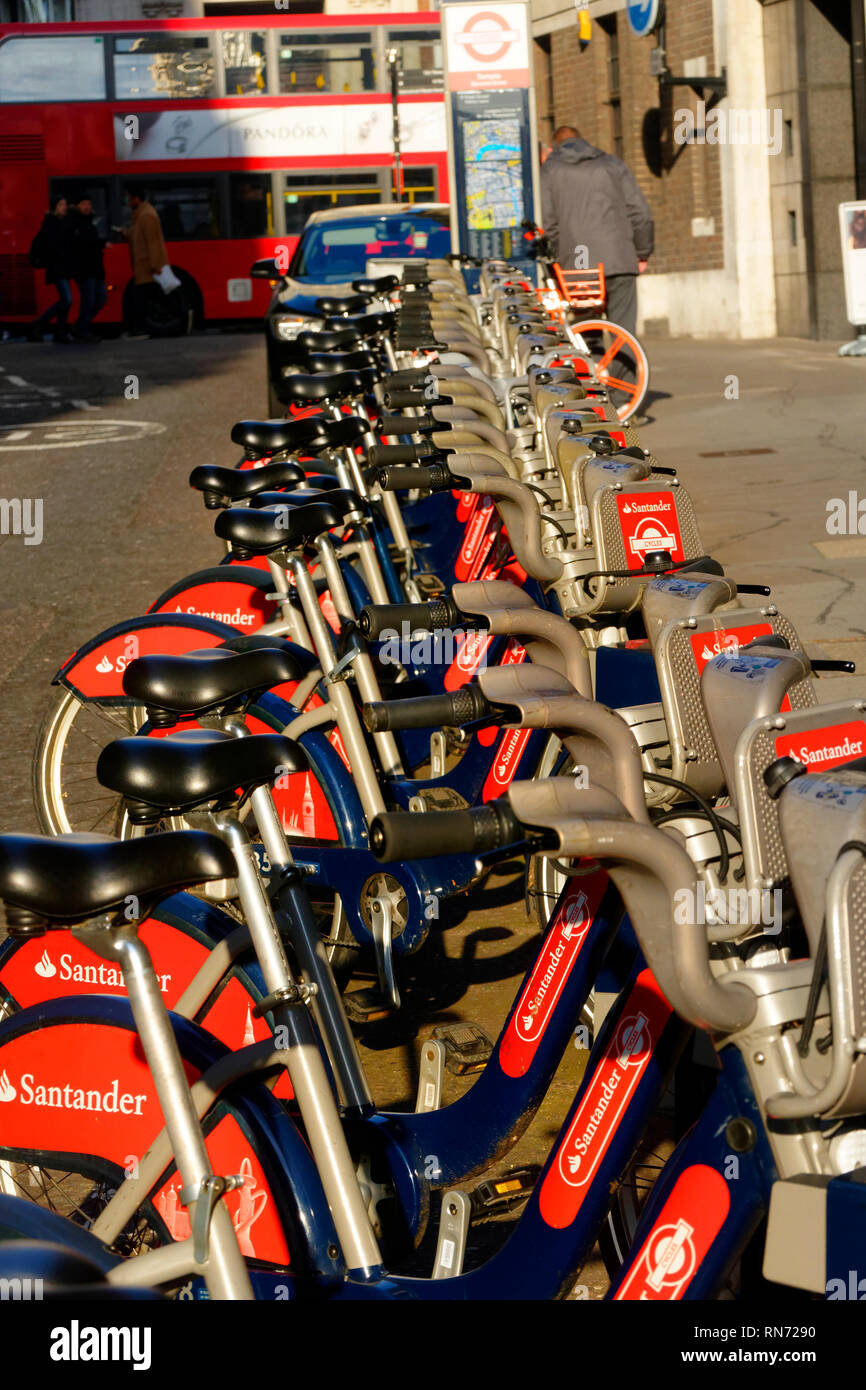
[363,685,490,732]
[384,388,433,410]
[369,801,521,862]
[359,596,466,639]
[376,464,453,493]
[367,443,433,467]
[379,414,434,437]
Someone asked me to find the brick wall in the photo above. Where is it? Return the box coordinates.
[539,0,725,277]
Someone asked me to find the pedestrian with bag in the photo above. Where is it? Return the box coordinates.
[68,192,107,343]
[27,194,74,344]
[540,125,653,339]
[120,184,175,339]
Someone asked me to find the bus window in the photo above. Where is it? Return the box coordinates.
[113,35,215,100]
[391,30,443,93]
[278,33,375,95]
[221,31,267,96]
[0,35,106,102]
[229,174,273,238]
[283,172,381,239]
[123,179,221,241]
[399,167,438,203]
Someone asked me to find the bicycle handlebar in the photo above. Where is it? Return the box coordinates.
[369,800,523,862]
[366,443,436,468]
[363,685,491,732]
[359,596,478,639]
[375,464,454,493]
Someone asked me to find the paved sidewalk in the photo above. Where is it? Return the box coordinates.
[638,335,866,701]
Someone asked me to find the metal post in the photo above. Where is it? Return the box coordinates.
[387,47,403,201]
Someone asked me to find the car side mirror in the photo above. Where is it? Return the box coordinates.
[250,258,283,280]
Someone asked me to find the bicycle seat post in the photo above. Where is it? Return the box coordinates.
[208,813,384,1280]
[314,531,403,778]
[287,553,387,824]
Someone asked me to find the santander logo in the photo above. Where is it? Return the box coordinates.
[459,499,493,565]
[775,720,866,774]
[481,728,531,801]
[498,871,607,1079]
[538,970,672,1227]
[34,949,56,979]
[616,492,684,572]
[689,623,772,677]
[96,655,113,674]
[0,1070,147,1114]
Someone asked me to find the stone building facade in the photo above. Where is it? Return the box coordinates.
[531,0,863,340]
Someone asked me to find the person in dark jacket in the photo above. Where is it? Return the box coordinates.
[28,194,74,343]
[540,126,653,338]
[68,193,107,342]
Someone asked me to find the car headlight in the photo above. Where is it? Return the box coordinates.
[272,314,310,341]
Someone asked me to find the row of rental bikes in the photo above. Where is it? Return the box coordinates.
[0,247,864,1305]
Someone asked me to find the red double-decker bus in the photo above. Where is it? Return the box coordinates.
[0,13,445,332]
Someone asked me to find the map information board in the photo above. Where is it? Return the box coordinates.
[464,116,524,230]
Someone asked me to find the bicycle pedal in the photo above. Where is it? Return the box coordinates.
[343,987,395,1025]
[414,573,446,598]
[432,1022,494,1074]
[469,1165,541,1219]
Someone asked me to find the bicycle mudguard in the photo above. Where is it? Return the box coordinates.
[0,997,342,1277]
[53,613,237,703]
[0,892,293,1100]
[0,1194,119,1276]
[147,564,279,634]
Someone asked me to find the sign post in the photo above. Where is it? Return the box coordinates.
[838,199,866,356]
[441,1,541,283]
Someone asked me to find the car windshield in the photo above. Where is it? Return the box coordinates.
[290,212,451,282]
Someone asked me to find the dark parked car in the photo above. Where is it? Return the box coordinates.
[251,202,451,415]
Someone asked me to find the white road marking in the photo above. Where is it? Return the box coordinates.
[0,365,100,411]
[0,419,166,450]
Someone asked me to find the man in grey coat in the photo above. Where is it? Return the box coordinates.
[540,125,654,337]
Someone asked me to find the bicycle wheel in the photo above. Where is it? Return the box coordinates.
[33,688,146,836]
[0,1158,162,1259]
[570,319,649,422]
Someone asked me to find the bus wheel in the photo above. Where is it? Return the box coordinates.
[122,270,201,338]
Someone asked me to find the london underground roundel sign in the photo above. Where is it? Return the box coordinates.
[626,0,660,38]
